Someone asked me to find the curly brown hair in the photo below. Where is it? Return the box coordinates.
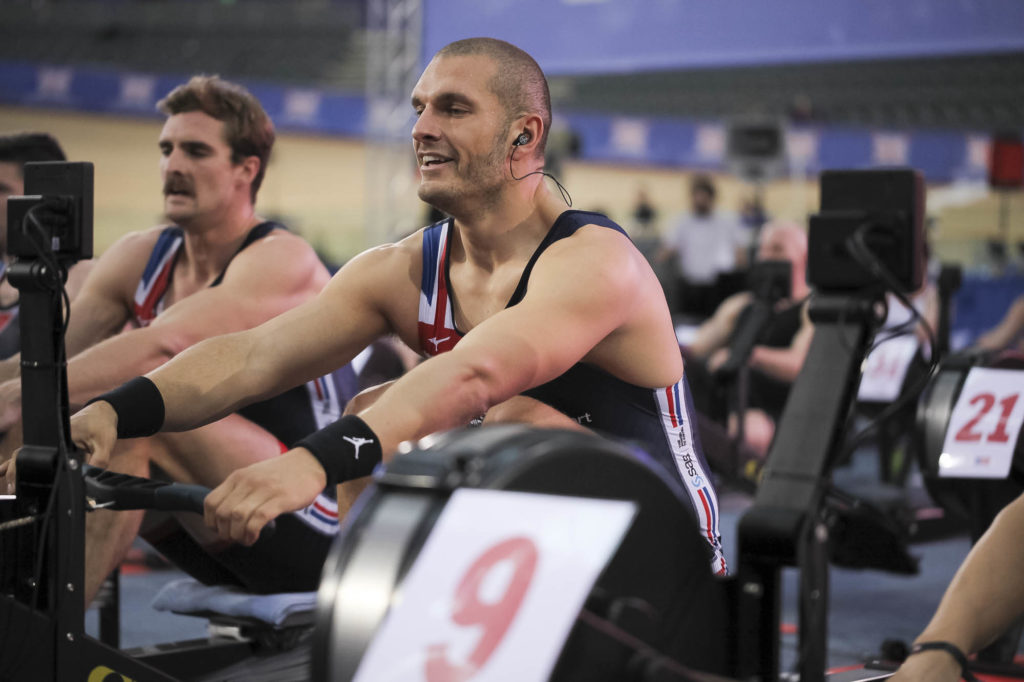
[158,75,275,203]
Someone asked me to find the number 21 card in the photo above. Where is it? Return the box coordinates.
[939,367,1024,479]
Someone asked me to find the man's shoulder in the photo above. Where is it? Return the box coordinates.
[102,225,174,264]
[332,229,426,286]
[535,218,644,283]
[215,225,332,287]
[359,230,425,271]
[241,222,314,254]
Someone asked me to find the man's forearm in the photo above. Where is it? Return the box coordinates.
[154,330,316,433]
[916,495,1024,655]
[359,351,511,458]
[65,326,178,409]
[748,345,802,383]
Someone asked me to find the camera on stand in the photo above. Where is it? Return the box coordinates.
[6,161,93,264]
[0,161,94,679]
[808,168,925,294]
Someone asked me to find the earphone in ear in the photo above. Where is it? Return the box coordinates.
[508,129,573,206]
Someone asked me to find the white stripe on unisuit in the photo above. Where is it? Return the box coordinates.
[654,382,725,573]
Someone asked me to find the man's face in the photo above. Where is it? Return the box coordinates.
[0,161,24,253]
[757,227,806,270]
[691,187,714,216]
[410,55,512,214]
[158,111,247,226]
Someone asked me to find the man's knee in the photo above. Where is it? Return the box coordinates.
[343,380,397,416]
[104,436,159,476]
[483,395,586,431]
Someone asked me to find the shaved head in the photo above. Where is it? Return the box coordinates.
[436,38,551,156]
[758,219,809,298]
[758,220,807,265]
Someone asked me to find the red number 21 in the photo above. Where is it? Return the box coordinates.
[955,392,1020,443]
[425,536,538,682]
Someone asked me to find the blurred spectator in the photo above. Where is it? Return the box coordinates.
[632,187,657,231]
[739,193,768,231]
[974,294,1024,352]
[684,220,812,467]
[787,92,817,124]
[658,174,750,318]
[630,187,661,263]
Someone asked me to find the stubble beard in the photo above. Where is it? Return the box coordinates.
[419,129,510,218]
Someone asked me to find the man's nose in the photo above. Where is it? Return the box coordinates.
[162,147,186,173]
[411,108,440,142]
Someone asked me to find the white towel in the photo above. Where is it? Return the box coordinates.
[151,578,317,627]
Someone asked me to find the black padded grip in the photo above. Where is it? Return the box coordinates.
[82,465,276,539]
[152,482,209,515]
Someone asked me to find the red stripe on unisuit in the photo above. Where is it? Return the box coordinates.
[698,489,714,545]
[313,500,338,518]
[665,387,679,428]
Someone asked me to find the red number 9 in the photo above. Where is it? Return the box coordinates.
[425,536,539,682]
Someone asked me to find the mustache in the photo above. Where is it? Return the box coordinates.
[163,175,194,196]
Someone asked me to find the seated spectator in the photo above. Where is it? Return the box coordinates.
[684,220,813,466]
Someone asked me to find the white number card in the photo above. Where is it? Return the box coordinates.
[858,335,920,403]
[352,489,636,682]
[939,367,1024,479]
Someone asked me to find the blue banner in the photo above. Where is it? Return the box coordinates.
[0,61,365,137]
[0,61,1009,183]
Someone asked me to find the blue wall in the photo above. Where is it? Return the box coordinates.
[424,0,1024,75]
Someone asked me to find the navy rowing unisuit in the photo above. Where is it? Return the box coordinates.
[417,210,726,574]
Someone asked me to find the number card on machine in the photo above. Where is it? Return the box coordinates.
[940,367,1024,479]
[352,488,637,682]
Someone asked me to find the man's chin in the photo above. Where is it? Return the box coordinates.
[163,202,194,224]
[418,186,456,216]
[164,212,195,226]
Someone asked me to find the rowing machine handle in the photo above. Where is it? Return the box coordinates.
[82,464,276,540]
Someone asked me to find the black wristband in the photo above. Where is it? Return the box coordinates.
[908,641,979,682]
[87,376,165,439]
[294,415,383,487]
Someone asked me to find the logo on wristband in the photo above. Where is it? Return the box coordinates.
[343,436,375,459]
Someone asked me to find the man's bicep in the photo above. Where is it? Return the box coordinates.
[63,238,148,355]
[244,262,398,387]
[147,237,326,347]
[464,259,631,387]
[64,290,130,357]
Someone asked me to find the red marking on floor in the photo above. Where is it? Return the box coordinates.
[119,564,150,576]
[826,664,864,674]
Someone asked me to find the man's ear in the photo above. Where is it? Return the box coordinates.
[238,156,261,187]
